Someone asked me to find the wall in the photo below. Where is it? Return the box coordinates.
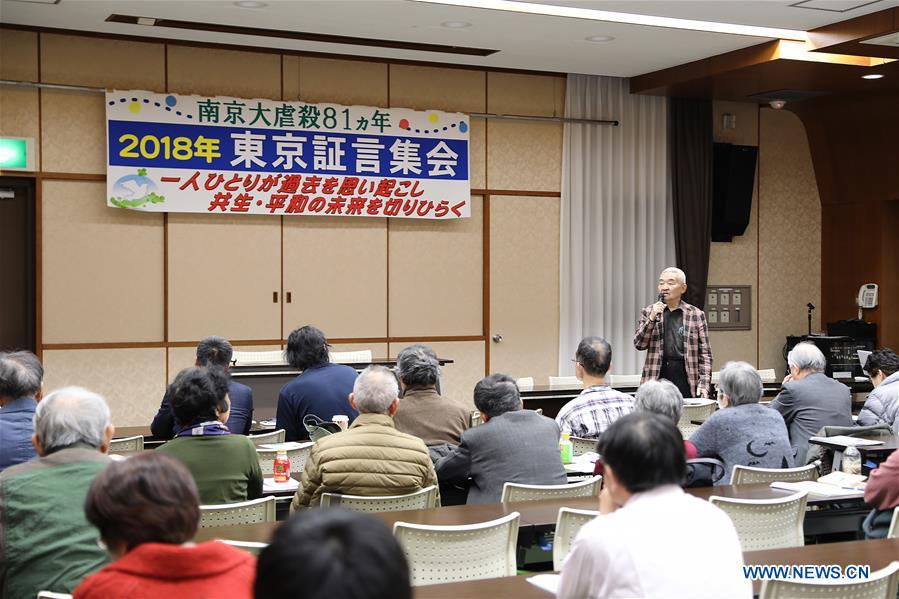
[0,27,564,425]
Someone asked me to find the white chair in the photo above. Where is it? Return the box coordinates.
[730,462,820,485]
[570,436,597,457]
[256,444,312,478]
[553,507,599,570]
[756,369,777,383]
[516,377,534,389]
[247,429,286,446]
[320,486,439,512]
[232,349,285,365]
[711,371,721,384]
[199,496,276,528]
[501,475,602,503]
[470,411,483,427]
[549,375,580,388]
[329,349,373,363]
[759,561,899,599]
[221,539,269,555]
[889,508,899,539]
[608,374,641,388]
[678,402,716,438]
[709,492,808,551]
[108,435,143,455]
[394,512,520,586]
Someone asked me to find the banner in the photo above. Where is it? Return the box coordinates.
[106,91,471,219]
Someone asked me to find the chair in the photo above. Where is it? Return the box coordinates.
[329,349,373,363]
[756,368,777,383]
[320,485,439,512]
[730,462,820,485]
[256,444,312,477]
[199,496,276,528]
[501,475,602,503]
[889,508,899,539]
[108,435,144,455]
[470,411,483,427]
[553,507,599,570]
[221,539,269,555]
[709,492,808,551]
[549,375,580,387]
[394,512,520,586]
[608,373,641,388]
[711,370,721,384]
[247,429,286,446]
[231,349,285,365]
[516,377,534,389]
[677,402,716,438]
[759,561,899,599]
[570,436,597,457]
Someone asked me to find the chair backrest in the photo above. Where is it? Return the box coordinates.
[711,371,721,384]
[232,349,285,365]
[329,349,372,364]
[247,429,286,446]
[608,374,641,388]
[570,436,597,457]
[108,435,144,455]
[256,444,312,477]
[501,475,602,503]
[553,507,599,571]
[199,496,276,528]
[220,539,269,555]
[756,369,776,383]
[730,462,820,485]
[678,402,716,438]
[889,508,899,539]
[470,410,483,427]
[394,512,520,586]
[759,561,899,599]
[549,375,580,388]
[709,492,808,551]
[516,377,534,389]
[320,485,439,512]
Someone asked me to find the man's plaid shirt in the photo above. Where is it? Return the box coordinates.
[555,385,635,439]
[634,300,713,397]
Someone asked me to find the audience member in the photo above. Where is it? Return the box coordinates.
[436,374,566,504]
[392,344,469,445]
[862,449,899,539]
[292,366,438,509]
[558,412,751,598]
[691,362,793,482]
[157,367,262,504]
[0,387,113,598]
[0,350,43,470]
[768,342,852,463]
[255,508,411,599]
[634,379,696,459]
[74,452,255,599]
[556,337,634,439]
[857,348,899,433]
[151,336,254,438]
[277,325,358,441]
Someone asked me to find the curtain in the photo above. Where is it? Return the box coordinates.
[559,75,675,376]
[670,97,713,310]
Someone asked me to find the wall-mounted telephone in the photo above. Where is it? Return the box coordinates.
[857,284,878,318]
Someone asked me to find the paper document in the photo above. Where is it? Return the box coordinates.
[809,435,884,447]
[770,481,864,497]
[263,477,299,492]
[528,574,561,594]
[258,441,314,451]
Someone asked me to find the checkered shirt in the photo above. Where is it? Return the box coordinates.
[555,385,635,439]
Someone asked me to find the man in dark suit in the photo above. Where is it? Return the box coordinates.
[150,336,254,437]
[768,342,852,464]
[436,374,567,504]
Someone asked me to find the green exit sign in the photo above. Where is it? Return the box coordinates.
[0,137,35,171]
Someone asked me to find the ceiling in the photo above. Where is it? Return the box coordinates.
[1,0,897,77]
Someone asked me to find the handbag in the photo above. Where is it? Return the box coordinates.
[684,458,726,487]
[303,414,342,441]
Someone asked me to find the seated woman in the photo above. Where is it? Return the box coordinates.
[74,452,255,599]
[857,348,899,432]
[689,361,794,483]
[863,450,899,538]
[157,366,263,504]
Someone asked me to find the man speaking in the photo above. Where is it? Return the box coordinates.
[634,267,712,399]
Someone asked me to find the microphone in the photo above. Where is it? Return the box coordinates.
[657,292,665,303]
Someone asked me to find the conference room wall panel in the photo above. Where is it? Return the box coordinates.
[388,65,486,114]
[166,45,282,99]
[39,34,165,90]
[41,180,165,344]
[42,348,167,428]
[389,341,484,410]
[40,90,106,174]
[487,72,565,117]
[0,87,39,141]
[487,120,562,191]
[296,57,389,107]
[0,29,38,82]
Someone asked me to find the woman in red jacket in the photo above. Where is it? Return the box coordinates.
[74,452,255,599]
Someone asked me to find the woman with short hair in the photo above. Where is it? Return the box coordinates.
[858,348,899,433]
[74,452,255,599]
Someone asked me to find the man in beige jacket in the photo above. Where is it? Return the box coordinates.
[291,365,439,509]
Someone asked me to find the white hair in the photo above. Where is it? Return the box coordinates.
[787,342,827,373]
[659,267,686,285]
[634,379,683,424]
[353,366,399,414]
[718,362,763,406]
[34,386,110,452]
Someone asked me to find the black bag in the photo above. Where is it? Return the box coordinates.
[684,458,726,488]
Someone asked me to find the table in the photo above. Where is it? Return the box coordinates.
[808,434,899,472]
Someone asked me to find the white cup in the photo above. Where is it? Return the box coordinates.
[332,415,349,431]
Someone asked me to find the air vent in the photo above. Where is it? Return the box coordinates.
[790,0,887,13]
[746,89,830,103]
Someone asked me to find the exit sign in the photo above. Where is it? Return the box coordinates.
[0,137,35,171]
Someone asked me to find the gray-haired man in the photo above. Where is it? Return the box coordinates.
[0,387,114,598]
[0,350,44,470]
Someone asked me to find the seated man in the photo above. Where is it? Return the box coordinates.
[292,366,437,509]
[392,344,469,445]
[277,325,358,441]
[558,412,751,598]
[151,336,254,438]
[255,508,411,599]
[857,348,899,433]
[0,351,43,470]
[556,336,634,439]
[436,374,567,504]
[691,361,794,482]
[768,342,852,463]
[0,387,113,598]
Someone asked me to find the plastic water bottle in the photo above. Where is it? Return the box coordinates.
[273,449,291,483]
[841,445,861,475]
[560,432,573,465]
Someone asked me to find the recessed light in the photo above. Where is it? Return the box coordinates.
[441,20,472,28]
[862,73,884,80]
[234,1,267,8]
[136,17,156,26]
[585,35,615,43]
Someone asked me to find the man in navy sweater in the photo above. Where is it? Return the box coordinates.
[150,336,254,438]
[277,326,358,441]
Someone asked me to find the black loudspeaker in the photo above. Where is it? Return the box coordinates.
[712,143,758,242]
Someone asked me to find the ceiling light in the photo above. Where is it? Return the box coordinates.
[585,35,615,42]
[234,1,267,8]
[413,0,807,40]
[862,73,884,79]
[441,21,472,28]
[136,17,156,26]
